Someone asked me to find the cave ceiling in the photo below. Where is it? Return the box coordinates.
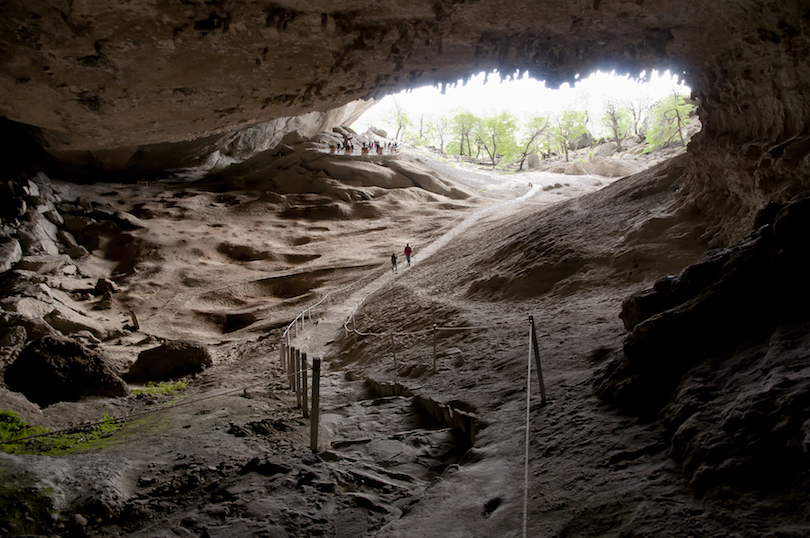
[1,1,809,240]
[0,0,786,150]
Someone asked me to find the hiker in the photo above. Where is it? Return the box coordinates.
[404,244,412,266]
[391,253,398,273]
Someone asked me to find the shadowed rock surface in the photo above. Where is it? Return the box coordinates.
[1,1,809,244]
[126,340,213,383]
[4,336,129,407]
[2,1,810,536]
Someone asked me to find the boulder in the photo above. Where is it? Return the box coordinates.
[16,212,60,255]
[0,325,28,368]
[94,278,119,295]
[527,153,541,169]
[589,158,642,178]
[564,162,588,175]
[4,336,130,407]
[16,254,72,274]
[0,313,58,342]
[63,214,96,234]
[126,340,213,383]
[44,304,107,339]
[0,236,22,273]
[0,297,55,319]
[112,211,147,230]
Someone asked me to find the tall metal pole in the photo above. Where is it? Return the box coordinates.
[310,358,321,452]
[529,315,547,405]
[302,352,309,418]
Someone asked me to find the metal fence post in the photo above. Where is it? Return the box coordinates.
[302,352,309,418]
[295,348,302,407]
[529,315,547,405]
[310,358,321,452]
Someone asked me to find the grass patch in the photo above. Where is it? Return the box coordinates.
[132,379,189,397]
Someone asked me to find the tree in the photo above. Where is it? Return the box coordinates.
[384,99,413,141]
[645,92,696,151]
[514,114,549,170]
[433,116,450,154]
[601,99,632,151]
[449,110,480,156]
[550,109,588,162]
[475,111,518,166]
[626,93,652,137]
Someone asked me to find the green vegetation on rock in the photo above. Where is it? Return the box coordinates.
[0,410,125,455]
[132,379,189,397]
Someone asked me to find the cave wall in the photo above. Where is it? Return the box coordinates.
[2,1,810,240]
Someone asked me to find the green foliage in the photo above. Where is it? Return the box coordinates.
[513,114,549,170]
[645,92,696,151]
[0,410,48,446]
[475,111,518,165]
[132,379,189,397]
[0,411,126,455]
[449,109,481,156]
[550,109,589,162]
[600,99,633,150]
[383,99,414,141]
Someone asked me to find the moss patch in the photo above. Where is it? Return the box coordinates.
[0,411,126,455]
[0,468,57,536]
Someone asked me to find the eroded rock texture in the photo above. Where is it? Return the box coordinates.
[595,196,810,493]
[4,335,129,407]
[1,1,809,241]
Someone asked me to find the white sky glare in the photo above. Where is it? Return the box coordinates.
[353,69,691,136]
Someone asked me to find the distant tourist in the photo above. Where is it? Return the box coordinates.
[391,253,398,273]
[404,244,412,266]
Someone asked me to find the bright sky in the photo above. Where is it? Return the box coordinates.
[352,69,691,136]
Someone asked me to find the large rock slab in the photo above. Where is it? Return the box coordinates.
[0,237,22,273]
[126,340,213,383]
[4,336,130,407]
[16,212,60,255]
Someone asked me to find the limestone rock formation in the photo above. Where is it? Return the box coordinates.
[1,1,808,243]
[595,196,810,491]
[4,336,130,407]
[126,340,213,383]
[597,197,810,413]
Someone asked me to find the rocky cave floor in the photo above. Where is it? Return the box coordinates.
[2,146,810,538]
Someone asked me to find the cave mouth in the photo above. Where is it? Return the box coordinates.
[355,67,696,166]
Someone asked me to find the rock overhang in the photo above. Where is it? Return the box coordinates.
[0,0,706,152]
[1,1,809,242]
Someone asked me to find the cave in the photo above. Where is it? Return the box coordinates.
[2,1,810,537]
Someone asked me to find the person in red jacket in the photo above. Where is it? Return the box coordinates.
[404,244,412,266]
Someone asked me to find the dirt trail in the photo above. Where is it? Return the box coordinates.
[288,182,542,370]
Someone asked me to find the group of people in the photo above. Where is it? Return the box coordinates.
[391,243,412,274]
[329,140,399,155]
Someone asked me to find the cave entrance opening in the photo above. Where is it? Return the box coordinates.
[353,68,697,168]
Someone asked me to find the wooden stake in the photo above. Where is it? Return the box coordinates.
[310,357,321,452]
[529,315,547,405]
[302,352,309,418]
